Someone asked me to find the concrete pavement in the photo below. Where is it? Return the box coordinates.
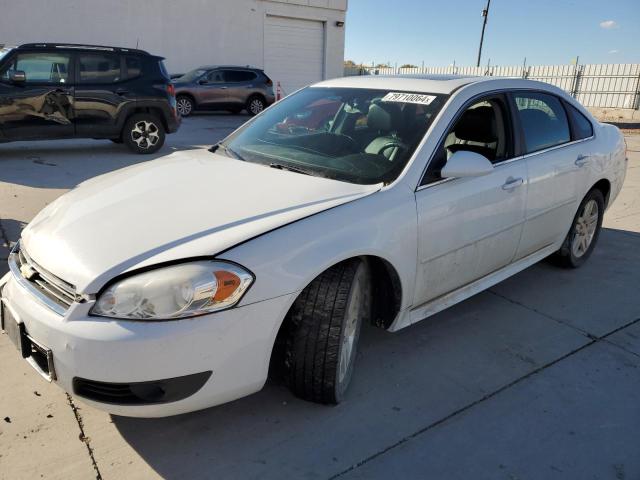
[0,118,638,480]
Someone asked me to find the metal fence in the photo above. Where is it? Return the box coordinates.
[344,63,640,109]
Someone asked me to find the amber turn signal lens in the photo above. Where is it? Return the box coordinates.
[213,270,241,302]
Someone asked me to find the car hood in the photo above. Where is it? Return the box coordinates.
[21,151,380,294]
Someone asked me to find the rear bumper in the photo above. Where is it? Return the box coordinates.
[0,271,295,417]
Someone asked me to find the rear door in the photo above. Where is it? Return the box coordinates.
[223,69,258,106]
[0,50,74,140]
[510,91,586,259]
[73,52,132,137]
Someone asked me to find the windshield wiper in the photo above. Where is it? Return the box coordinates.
[209,142,245,161]
[269,163,313,176]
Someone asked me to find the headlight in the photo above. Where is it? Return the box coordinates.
[90,261,253,320]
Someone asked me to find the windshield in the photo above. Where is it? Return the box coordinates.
[221,87,447,185]
[0,48,12,62]
[178,68,207,83]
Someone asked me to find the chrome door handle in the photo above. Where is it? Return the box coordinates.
[219,86,228,89]
[575,154,590,167]
[502,177,524,191]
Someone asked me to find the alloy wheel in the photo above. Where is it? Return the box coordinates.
[131,121,160,150]
[177,98,192,116]
[249,99,264,115]
[571,199,599,258]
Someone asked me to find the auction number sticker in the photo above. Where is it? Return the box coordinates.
[381,92,436,105]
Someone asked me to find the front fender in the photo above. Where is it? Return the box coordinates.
[219,185,418,319]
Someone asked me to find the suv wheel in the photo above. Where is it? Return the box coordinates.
[247,96,266,116]
[176,96,194,117]
[123,114,166,154]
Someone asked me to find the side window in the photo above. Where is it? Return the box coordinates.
[565,102,593,140]
[78,54,121,84]
[206,70,224,83]
[124,56,142,79]
[514,92,570,153]
[0,52,71,84]
[224,70,257,83]
[421,96,511,185]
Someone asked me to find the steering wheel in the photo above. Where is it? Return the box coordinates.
[376,142,408,161]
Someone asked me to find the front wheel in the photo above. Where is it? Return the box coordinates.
[122,114,166,154]
[554,188,605,268]
[284,259,371,404]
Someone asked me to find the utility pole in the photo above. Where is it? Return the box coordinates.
[476,0,491,67]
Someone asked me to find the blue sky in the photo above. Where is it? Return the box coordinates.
[345,0,640,66]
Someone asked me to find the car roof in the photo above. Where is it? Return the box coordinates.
[313,75,555,95]
[17,43,153,56]
[197,65,261,71]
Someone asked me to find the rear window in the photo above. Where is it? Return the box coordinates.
[78,53,121,84]
[514,92,570,153]
[565,103,593,140]
[158,60,170,80]
[124,56,142,79]
[224,70,257,82]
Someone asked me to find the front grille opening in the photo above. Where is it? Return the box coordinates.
[73,371,212,405]
[12,244,80,311]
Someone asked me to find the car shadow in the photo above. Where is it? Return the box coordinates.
[109,227,640,479]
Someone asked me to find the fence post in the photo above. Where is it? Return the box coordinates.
[570,64,583,98]
[633,68,640,110]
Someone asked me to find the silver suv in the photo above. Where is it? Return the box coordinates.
[173,66,275,117]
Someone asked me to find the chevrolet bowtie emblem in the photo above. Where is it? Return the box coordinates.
[20,263,38,281]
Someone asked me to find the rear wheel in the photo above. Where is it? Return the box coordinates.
[176,95,194,117]
[246,95,266,116]
[122,114,165,154]
[283,259,371,404]
[554,188,604,268]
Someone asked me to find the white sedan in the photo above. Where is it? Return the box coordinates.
[0,75,627,417]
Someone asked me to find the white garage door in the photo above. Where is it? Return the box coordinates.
[264,15,325,96]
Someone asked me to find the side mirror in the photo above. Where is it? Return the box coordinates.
[441,150,493,178]
[198,79,209,85]
[10,70,26,83]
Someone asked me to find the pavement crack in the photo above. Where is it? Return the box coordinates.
[66,394,103,480]
[329,316,640,479]
[488,289,592,338]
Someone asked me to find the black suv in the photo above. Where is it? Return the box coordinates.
[0,43,180,154]
[173,66,275,117]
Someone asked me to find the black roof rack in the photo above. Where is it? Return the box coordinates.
[18,43,151,55]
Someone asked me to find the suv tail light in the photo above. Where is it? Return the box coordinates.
[167,84,176,97]
[265,77,273,87]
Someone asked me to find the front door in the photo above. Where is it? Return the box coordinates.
[197,69,231,107]
[413,95,527,306]
[0,51,74,140]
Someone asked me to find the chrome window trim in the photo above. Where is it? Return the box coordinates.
[416,135,595,192]
[416,86,596,192]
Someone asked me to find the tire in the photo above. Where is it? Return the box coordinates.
[122,114,166,154]
[554,188,605,268]
[176,95,194,117]
[283,259,371,404]
[246,95,266,116]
